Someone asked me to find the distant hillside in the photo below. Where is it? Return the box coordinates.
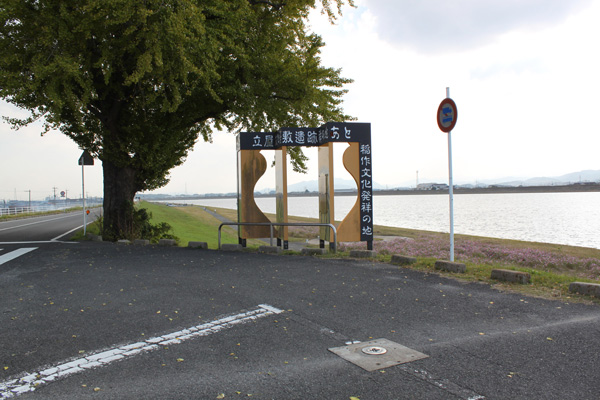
[498,169,600,187]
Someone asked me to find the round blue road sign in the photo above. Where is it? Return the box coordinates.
[437,98,458,132]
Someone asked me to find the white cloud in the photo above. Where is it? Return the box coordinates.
[362,0,593,53]
[303,0,600,188]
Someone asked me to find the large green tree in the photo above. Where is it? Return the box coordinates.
[0,0,354,240]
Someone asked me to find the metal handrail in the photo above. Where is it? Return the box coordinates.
[218,222,337,253]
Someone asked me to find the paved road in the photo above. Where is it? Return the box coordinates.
[0,209,101,243]
[1,242,599,399]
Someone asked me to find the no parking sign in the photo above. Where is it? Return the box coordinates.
[437,98,458,133]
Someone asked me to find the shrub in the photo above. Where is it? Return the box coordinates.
[97,208,179,244]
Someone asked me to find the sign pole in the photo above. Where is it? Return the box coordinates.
[78,151,94,236]
[446,87,455,261]
[436,88,458,262]
[82,162,87,235]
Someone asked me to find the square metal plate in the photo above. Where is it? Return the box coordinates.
[328,338,429,371]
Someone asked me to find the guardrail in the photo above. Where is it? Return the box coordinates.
[0,203,102,217]
[218,222,338,253]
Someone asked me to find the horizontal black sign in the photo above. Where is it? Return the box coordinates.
[238,122,371,150]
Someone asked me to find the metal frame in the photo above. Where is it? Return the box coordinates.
[218,222,337,253]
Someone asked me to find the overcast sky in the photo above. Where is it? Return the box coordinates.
[1,0,599,201]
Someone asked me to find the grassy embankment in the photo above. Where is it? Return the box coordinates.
[83,201,600,303]
[81,201,244,249]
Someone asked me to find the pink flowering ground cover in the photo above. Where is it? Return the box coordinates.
[340,234,600,281]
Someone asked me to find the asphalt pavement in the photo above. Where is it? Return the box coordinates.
[0,209,102,243]
[1,241,600,399]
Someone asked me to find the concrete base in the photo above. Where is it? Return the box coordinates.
[301,248,327,256]
[258,245,282,254]
[491,269,531,284]
[391,255,417,265]
[158,239,177,246]
[221,244,243,252]
[117,240,131,245]
[188,241,208,249]
[133,239,150,246]
[569,282,600,297]
[349,250,377,259]
[434,260,466,273]
[329,338,428,372]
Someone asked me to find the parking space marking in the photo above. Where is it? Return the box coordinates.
[0,248,38,266]
[0,304,283,398]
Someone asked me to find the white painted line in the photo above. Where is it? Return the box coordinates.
[0,304,283,398]
[398,365,486,399]
[0,216,73,232]
[0,248,38,266]
[51,219,95,241]
[0,241,79,245]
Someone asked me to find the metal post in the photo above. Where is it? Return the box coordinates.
[82,163,87,235]
[218,222,338,253]
[446,87,455,262]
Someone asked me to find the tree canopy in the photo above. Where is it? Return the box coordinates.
[0,0,355,240]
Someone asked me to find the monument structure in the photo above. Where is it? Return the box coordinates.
[237,122,373,250]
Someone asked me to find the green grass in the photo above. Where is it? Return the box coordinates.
[384,256,588,302]
[137,201,241,249]
[69,217,102,241]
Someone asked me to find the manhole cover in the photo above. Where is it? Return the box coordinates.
[362,346,387,355]
[329,338,428,372]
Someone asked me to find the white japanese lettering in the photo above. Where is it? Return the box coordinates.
[282,131,293,144]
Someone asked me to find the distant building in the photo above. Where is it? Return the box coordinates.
[417,183,449,190]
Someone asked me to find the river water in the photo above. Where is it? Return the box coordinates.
[164,192,600,249]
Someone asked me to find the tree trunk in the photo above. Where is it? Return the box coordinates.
[102,159,139,241]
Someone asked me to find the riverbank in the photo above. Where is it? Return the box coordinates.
[140,182,600,201]
[375,183,600,196]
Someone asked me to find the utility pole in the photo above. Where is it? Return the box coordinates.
[52,186,58,204]
[416,170,419,189]
[25,190,31,211]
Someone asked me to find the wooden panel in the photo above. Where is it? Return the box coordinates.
[337,142,361,242]
[318,143,334,241]
[275,147,288,240]
[239,150,272,238]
